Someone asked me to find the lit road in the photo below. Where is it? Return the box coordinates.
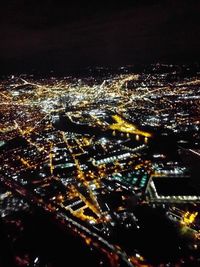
[148,197,200,204]
[189,149,200,157]
[0,175,135,267]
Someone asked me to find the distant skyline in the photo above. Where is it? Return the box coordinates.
[1,0,200,74]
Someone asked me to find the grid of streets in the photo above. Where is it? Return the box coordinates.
[0,65,200,266]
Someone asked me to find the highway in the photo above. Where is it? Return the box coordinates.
[0,175,135,267]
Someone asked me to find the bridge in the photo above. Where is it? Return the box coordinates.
[109,115,152,142]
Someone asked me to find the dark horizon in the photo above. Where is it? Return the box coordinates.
[1,0,200,75]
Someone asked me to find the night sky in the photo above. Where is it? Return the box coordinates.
[1,0,200,74]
